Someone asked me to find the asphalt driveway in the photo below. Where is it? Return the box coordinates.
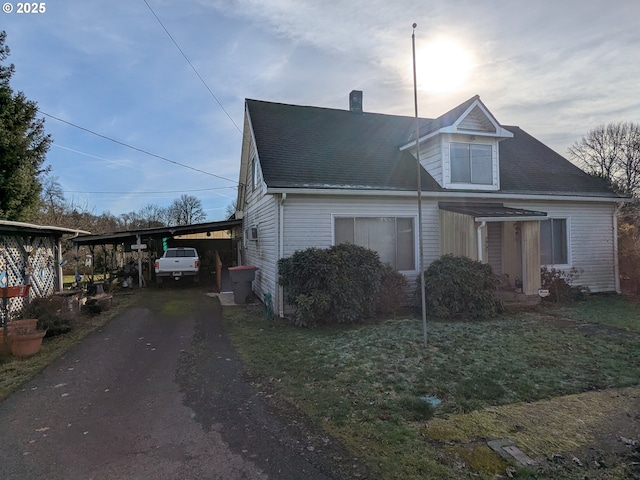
[0,288,356,479]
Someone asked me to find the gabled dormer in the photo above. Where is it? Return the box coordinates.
[400,95,513,191]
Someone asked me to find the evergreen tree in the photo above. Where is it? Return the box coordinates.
[0,31,52,221]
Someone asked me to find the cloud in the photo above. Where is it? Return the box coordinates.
[3,0,639,220]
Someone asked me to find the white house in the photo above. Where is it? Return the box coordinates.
[236,93,625,316]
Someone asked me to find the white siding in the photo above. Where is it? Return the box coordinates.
[243,188,618,313]
[242,150,277,303]
[418,137,442,186]
[243,193,278,303]
[281,195,441,290]
[508,201,617,292]
[458,106,496,132]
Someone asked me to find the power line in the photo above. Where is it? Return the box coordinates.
[39,109,237,184]
[143,0,242,135]
[64,186,236,195]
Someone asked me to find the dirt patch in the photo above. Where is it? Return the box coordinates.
[524,311,640,340]
[423,388,640,478]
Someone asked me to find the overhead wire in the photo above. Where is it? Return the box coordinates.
[38,110,237,184]
[64,187,233,195]
[37,1,247,198]
[142,0,242,135]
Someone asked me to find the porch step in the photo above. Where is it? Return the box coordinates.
[496,290,541,308]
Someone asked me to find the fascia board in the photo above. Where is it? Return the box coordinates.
[0,220,91,235]
[265,187,625,203]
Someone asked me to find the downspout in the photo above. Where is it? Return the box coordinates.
[476,221,487,262]
[613,201,624,293]
[278,193,287,317]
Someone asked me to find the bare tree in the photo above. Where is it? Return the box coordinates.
[137,203,168,228]
[568,121,640,196]
[167,194,207,225]
[95,211,119,233]
[36,175,65,225]
[65,197,95,233]
[225,199,237,220]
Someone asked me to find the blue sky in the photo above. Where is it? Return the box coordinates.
[4,0,639,222]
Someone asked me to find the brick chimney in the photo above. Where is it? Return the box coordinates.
[349,90,363,114]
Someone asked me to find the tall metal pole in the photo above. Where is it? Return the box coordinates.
[412,23,428,348]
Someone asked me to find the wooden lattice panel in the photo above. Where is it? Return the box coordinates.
[0,234,58,323]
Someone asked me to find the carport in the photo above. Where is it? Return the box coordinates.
[71,219,242,289]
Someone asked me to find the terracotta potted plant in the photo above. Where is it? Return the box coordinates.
[0,318,38,355]
[7,318,37,334]
[8,323,46,357]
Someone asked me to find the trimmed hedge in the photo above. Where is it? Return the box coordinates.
[416,254,501,320]
[278,243,401,327]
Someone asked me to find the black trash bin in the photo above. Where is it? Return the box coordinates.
[228,266,259,304]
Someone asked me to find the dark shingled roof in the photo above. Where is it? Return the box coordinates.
[246,98,620,198]
[247,99,441,191]
[498,126,616,197]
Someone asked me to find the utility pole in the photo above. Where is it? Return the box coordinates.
[412,23,428,348]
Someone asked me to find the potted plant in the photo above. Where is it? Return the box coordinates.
[1,284,32,355]
[1,317,38,355]
[4,312,47,358]
[7,323,47,357]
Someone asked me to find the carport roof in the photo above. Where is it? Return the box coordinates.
[0,220,91,237]
[71,219,242,246]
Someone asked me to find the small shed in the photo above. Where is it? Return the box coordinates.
[0,220,89,322]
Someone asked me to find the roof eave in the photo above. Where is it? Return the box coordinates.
[399,125,514,152]
[0,220,91,235]
[474,215,548,222]
[265,186,624,202]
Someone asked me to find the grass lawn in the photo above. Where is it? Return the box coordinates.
[222,295,640,479]
[542,294,640,333]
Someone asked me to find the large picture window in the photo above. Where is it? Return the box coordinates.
[334,217,415,270]
[450,143,493,184]
[540,218,568,265]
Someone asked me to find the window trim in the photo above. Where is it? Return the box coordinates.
[444,138,500,190]
[450,142,493,185]
[332,214,418,272]
[540,217,571,267]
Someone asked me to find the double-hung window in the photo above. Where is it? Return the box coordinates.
[540,218,568,265]
[450,143,493,185]
[334,217,415,270]
[251,156,257,191]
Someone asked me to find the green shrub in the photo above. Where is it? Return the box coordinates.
[278,243,388,327]
[540,266,587,302]
[376,264,409,317]
[22,296,73,337]
[416,255,501,320]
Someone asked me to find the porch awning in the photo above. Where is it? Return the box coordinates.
[438,202,547,222]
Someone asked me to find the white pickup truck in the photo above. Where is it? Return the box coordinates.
[154,247,200,284]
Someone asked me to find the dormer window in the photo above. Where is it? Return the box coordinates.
[399,95,511,190]
[450,143,492,185]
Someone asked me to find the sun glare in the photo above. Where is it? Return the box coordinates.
[415,39,473,93]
